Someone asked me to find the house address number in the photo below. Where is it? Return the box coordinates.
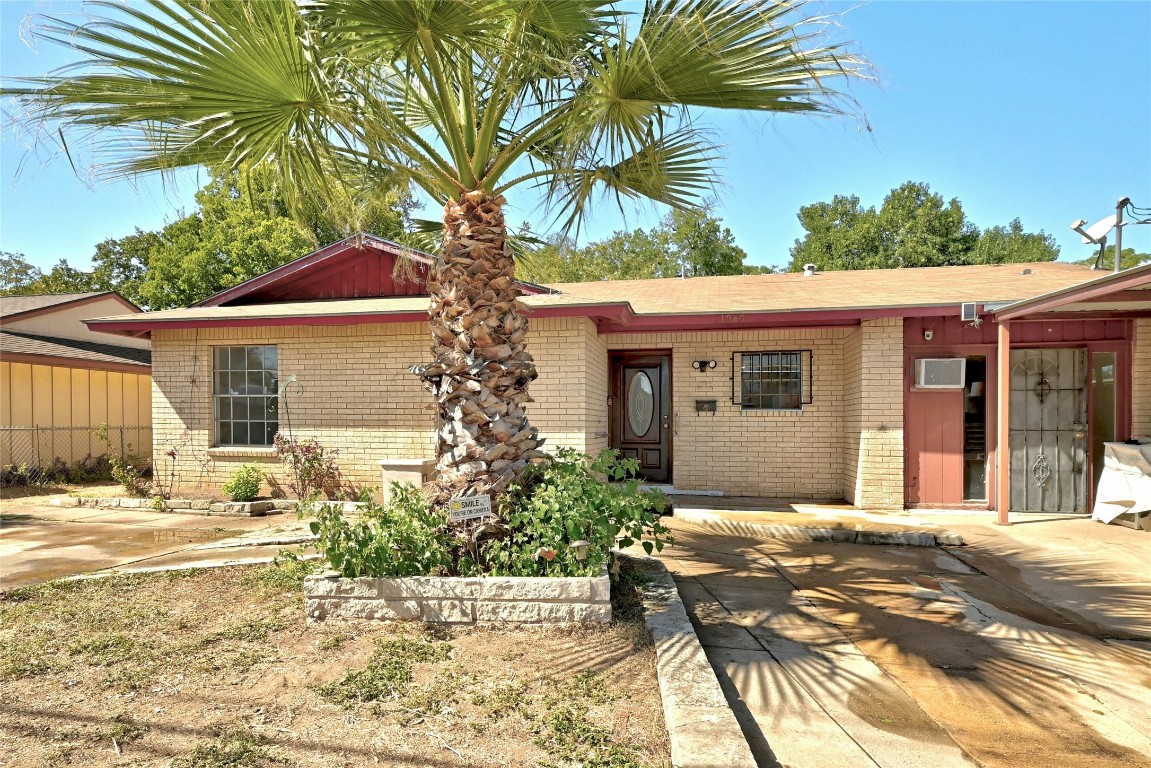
[449,495,493,522]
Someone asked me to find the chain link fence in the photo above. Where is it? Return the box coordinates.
[1,425,152,485]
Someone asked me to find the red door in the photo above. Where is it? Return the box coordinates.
[905,388,965,504]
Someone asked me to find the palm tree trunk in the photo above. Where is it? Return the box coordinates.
[412,190,544,504]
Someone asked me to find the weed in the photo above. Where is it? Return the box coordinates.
[69,634,137,666]
[317,633,349,651]
[471,679,533,720]
[401,666,473,716]
[317,635,451,705]
[99,713,147,744]
[191,617,285,648]
[243,551,320,592]
[535,702,641,768]
[173,725,287,767]
[561,670,618,706]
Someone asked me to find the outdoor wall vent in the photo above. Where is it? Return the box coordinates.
[961,302,978,322]
[802,263,817,276]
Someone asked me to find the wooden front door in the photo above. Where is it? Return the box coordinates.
[610,353,671,483]
[1009,348,1088,513]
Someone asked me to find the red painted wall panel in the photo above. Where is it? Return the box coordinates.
[905,388,965,504]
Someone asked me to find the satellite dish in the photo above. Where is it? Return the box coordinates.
[1081,215,1116,244]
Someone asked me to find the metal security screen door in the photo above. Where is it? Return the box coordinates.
[1008,348,1088,513]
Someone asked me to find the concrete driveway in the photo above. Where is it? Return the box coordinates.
[658,517,1151,768]
[0,502,305,589]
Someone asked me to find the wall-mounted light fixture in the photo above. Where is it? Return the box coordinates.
[691,360,717,372]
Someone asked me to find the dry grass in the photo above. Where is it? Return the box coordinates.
[0,559,669,767]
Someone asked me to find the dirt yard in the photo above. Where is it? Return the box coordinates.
[0,560,670,767]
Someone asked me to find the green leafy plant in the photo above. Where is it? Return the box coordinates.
[306,449,670,579]
[484,448,672,577]
[222,464,263,502]
[307,483,453,577]
[91,423,151,497]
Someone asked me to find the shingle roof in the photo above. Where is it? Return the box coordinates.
[542,261,1094,315]
[0,330,151,367]
[83,261,1098,330]
[0,292,108,319]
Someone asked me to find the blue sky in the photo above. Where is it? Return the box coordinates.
[2,1,1149,273]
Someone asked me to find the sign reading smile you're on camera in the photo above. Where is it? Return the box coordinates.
[448,494,493,523]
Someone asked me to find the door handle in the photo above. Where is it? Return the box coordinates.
[673,412,678,436]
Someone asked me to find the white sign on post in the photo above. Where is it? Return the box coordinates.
[448,494,493,523]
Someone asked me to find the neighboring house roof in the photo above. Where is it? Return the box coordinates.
[994,262,1151,320]
[0,329,151,371]
[86,260,1107,337]
[1,291,140,321]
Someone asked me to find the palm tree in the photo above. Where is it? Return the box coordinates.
[6,0,867,503]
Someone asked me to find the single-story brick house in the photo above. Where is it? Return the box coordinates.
[85,235,1151,520]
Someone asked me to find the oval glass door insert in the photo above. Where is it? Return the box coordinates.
[628,371,655,436]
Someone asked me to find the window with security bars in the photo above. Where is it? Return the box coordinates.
[213,346,278,446]
[735,350,812,410]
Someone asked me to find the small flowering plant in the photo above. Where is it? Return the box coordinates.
[273,433,342,499]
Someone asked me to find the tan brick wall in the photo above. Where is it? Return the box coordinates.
[840,328,863,505]
[1133,318,1151,438]
[849,318,905,510]
[526,316,603,456]
[151,323,435,495]
[152,316,909,505]
[602,328,851,498]
[584,323,610,456]
[151,317,601,495]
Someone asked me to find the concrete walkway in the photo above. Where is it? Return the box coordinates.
[0,503,311,588]
[657,516,1151,768]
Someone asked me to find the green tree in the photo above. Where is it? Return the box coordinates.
[88,229,162,305]
[0,252,101,296]
[521,207,765,283]
[9,0,867,501]
[0,253,44,295]
[789,181,1058,271]
[1073,245,1151,271]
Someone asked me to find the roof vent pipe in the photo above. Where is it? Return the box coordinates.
[803,263,817,276]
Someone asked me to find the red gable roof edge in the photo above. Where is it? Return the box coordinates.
[195,233,552,308]
[195,234,433,307]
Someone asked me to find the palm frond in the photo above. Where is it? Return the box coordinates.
[542,127,718,232]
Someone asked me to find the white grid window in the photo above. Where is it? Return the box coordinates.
[213,346,278,446]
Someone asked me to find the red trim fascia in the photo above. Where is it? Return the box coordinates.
[86,302,635,334]
[0,351,150,374]
[997,310,1151,321]
[996,269,1151,320]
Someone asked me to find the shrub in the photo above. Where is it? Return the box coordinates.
[273,433,342,499]
[485,448,672,577]
[91,423,151,496]
[306,449,671,578]
[222,464,264,502]
[308,483,453,577]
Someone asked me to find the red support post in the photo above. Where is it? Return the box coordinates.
[996,321,1012,525]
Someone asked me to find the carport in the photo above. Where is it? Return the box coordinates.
[991,263,1151,524]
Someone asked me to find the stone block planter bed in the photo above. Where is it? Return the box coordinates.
[305,569,612,625]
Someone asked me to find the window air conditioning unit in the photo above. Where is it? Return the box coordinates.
[915,358,966,389]
[961,302,979,322]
